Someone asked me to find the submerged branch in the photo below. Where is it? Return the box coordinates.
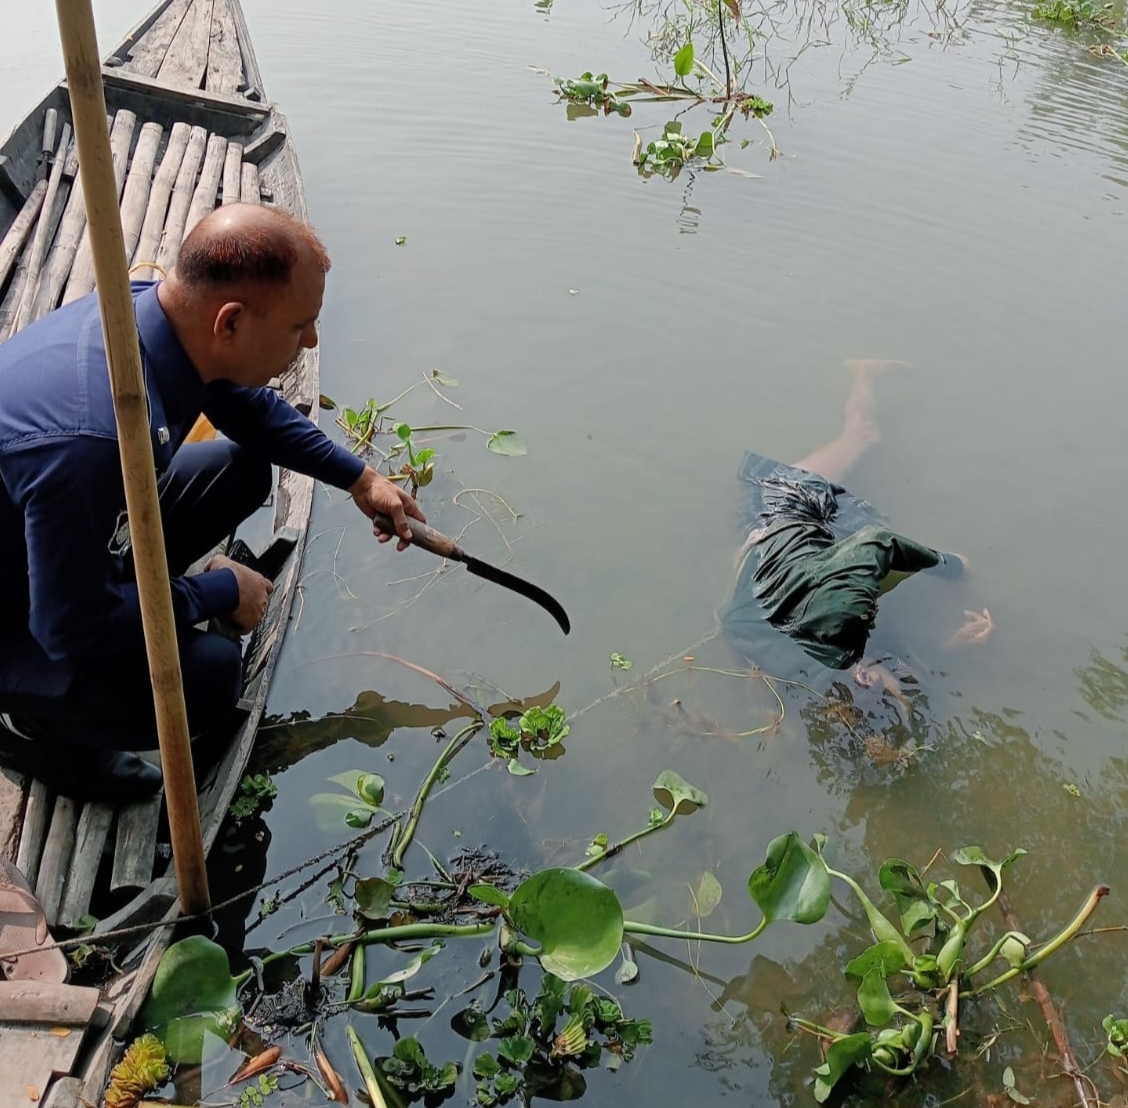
[972,880,1102,1108]
[970,884,1109,995]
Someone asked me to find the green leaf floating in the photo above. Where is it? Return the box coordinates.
[354,876,396,919]
[136,936,240,1065]
[857,967,902,1026]
[813,1032,871,1103]
[468,883,510,908]
[844,940,907,982]
[879,859,937,936]
[951,845,1026,883]
[652,770,708,816]
[486,429,528,457]
[748,831,830,925]
[507,868,624,980]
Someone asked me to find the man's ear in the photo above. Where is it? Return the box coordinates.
[214,301,245,339]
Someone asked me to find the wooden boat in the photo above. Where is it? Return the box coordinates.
[0,2,319,1102]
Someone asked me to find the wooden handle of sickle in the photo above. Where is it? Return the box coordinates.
[373,511,464,561]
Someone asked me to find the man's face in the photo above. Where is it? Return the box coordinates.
[217,257,325,387]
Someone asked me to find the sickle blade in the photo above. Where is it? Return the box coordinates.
[462,556,571,635]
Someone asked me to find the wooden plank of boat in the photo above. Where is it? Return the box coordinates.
[64,120,163,302]
[100,65,271,122]
[118,121,164,263]
[28,111,137,324]
[0,766,24,861]
[35,796,79,927]
[42,1077,84,1108]
[184,131,227,236]
[131,118,190,275]
[157,0,214,91]
[222,138,242,203]
[0,180,48,289]
[207,0,243,96]
[0,144,77,343]
[119,0,192,78]
[0,0,322,1100]
[240,158,259,203]
[0,997,98,1108]
[110,792,162,892]
[57,802,115,929]
[154,123,207,273]
[15,779,51,888]
[0,981,100,1025]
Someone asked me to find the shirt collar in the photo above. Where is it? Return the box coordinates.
[133,281,207,425]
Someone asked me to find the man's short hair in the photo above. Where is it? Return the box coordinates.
[176,206,331,289]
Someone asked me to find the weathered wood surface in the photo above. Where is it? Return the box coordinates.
[57,802,115,929]
[154,123,207,273]
[243,121,286,166]
[240,159,259,203]
[65,121,162,301]
[35,797,79,927]
[79,1024,118,1108]
[123,0,192,77]
[0,141,81,340]
[16,779,51,889]
[0,766,25,862]
[221,139,243,203]
[12,126,72,332]
[184,132,226,236]
[227,0,265,98]
[207,0,244,95]
[99,65,271,122]
[63,110,139,304]
[94,874,176,938]
[42,1075,83,1108]
[131,119,190,276]
[0,1021,86,1107]
[29,113,136,323]
[110,792,162,892]
[0,982,100,1026]
[0,179,47,288]
[157,0,214,90]
[118,122,164,265]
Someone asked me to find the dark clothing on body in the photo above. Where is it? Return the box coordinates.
[0,281,365,750]
[720,452,962,672]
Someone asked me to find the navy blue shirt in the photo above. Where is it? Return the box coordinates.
[0,281,364,689]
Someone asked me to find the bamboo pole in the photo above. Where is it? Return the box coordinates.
[12,124,71,333]
[54,0,210,916]
[131,120,190,276]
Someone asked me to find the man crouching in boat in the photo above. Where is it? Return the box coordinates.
[719,359,993,702]
[0,204,422,801]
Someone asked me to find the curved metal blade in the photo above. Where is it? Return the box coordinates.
[462,556,571,635]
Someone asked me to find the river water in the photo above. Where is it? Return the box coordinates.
[5,0,1128,1103]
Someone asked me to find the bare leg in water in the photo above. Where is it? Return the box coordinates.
[732,358,906,572]
[790,358,907,484]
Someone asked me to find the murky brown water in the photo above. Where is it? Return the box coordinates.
[6,0,1128,1103]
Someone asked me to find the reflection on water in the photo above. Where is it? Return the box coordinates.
[1075,641,1128,722]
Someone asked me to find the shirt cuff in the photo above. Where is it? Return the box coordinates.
[322,443,367,490]
[192,567,241,618]
[928,552,965,581]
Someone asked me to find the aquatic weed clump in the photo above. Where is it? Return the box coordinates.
[104,1034,169,1108]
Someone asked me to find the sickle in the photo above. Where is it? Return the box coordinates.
[373,513,571,635]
